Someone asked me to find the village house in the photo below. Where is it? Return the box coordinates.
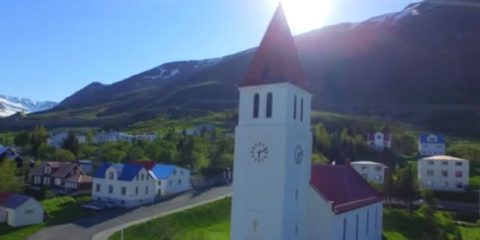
[91,163,156,208]
[134,133,157,142]
[151,164,191,196]
[418,155,469,192]
[94,131,134,144]
[418,133,446,156]
[230,5,383,240]
[0,192,44,227]
[0,146,23,168]
[351,161,389,185]
[30,161,92,195]
[366,131,392,151]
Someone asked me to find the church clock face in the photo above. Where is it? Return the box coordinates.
[294,145,303,164]
[250,142,269,163]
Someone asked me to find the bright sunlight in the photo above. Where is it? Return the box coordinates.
[281,0,333,34]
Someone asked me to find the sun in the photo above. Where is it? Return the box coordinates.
[280,0,333,34]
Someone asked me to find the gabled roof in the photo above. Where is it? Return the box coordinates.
[310,165,383,214]
[65,174,92,183]
[94,163,144,181]
[420,155,467,162]
[241,4,308,89]
[151,165,177,180]
[0,192,32,209]
[419,133,445,144]
[32,161,80,178]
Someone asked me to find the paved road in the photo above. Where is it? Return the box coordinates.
[29,186,232,240]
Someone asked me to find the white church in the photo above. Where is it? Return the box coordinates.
[230,5,384,240]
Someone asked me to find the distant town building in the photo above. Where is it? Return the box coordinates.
[351,161,389,185]
[0,192,44,227]
[0,146,23,168]
[151,165,191,196]
[367,132,392,151]
[77,160,94,175]
[47,132,86,148]
[418,133,445,156]
[94,132,134,144]
[134,133,157,142]
[92,163,156,208]
[30,161,92,196]
[179,123,216,136]
[418,155,469,192]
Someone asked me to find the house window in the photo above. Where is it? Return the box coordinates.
[25,209,34,214]
[43,177,51,186]
[121,187,126,196]
[442,181,448,187]
[266,92,273,118]
[300,98,304,122]
[108,171,114,180]
[44,165,51,174]
[355,214,359,240]
[178,179,182,185]
[427,170,434,177]
[441,170,448,177]
[108,185,113,194]
[54,178,62,186]
[181,170,183,175]
[427,160,434,165]
[141,174,144,181]
[295,224,299,236]
[173,170,177,175]
[375,207,378,229]
[442,161,448,166]
[96,184,101,192]
[169,180,172,186]
[361,166,369,171]
[135,187,139,195]
[456,182,463,188]
[253,93,260,118]
[34,176,41,185]
[293,95,297,120]
[145,186,149,195]
[158,180,162,186]
[455,162,463,166]
[343,218,347,240]
[455,171,463,178]
[295,189,298,200]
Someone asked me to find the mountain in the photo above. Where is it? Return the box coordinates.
[3,0,480,135]
[0,95,57,117]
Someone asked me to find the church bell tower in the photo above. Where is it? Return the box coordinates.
[230,4,312,240]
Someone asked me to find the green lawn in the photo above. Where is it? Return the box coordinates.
[0,196,92,240]
[108,198,480,240]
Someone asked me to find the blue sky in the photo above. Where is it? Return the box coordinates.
[0,0,413,102]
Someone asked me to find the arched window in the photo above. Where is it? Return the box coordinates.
[266,92,273,118]
[253,93,260,118]
[343,218,347,240]
[300,98,304,122]
[293,95,297,120]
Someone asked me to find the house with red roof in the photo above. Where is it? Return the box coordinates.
[230,4,383,240]
[0,192,43,227]
[367,131,392,151]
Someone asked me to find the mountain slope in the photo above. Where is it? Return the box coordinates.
[4,0,480,135]
[0,95,57,117]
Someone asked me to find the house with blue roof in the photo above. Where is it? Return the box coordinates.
[151,165,191,196]
[91,163,156,208]
[418,133,446,156]
[0,192,43,227]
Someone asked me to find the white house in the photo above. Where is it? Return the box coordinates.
[134,133,157,142]
[230,5,383,240]
[0,192,43,227]
[151,165,191,196]
[418,133,446,156]
[92,163,156,207]
[94,132,134,144]
[367,132,392,151]
[418,155,469,192]
[351,161,389,185]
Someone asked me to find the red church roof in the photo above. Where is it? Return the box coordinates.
[241,4,308,89]
[310,165,383,214]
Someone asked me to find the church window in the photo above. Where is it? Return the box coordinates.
[375,207,378,229]
[366,210,370,235]
[300,98,304,122]
[295,224,299,236]
[266,92,273,118]
[343,218,347,240]
[355,214,359,240]
[293,95,297,120]
[253,94,260,118]
[295,189,298,200]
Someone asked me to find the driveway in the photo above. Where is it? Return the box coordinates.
[28,186,232,240]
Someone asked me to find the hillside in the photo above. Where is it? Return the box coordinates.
[0,95,57,117]
[2,0,480,135]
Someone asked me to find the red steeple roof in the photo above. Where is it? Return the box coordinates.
[241,4,308,89]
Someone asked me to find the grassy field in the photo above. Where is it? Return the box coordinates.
[0,196,92,240]
[108,198,480,240]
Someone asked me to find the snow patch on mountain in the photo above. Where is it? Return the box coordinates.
[0,95,57,117]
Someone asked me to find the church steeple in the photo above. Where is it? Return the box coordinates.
[241,4,308,90]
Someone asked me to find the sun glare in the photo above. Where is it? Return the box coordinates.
[280,0,333,34]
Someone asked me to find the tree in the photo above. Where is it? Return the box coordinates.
[48,149,75,161]
[0,161,23,192]
[14,131,30,148]
[127,145,146,160]
[85,130,95,144]
[30,125,49,159]
[313,123,331,154]
[396,164,419,211]
[62,131,80,156]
